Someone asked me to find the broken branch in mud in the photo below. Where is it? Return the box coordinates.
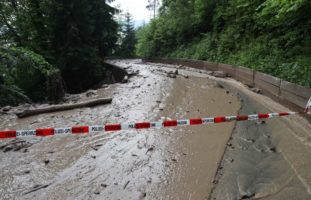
[23,184,50,195]
[123,180,130,189]
[16,98,112,118]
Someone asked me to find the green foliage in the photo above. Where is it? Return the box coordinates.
[135,21,158,57]
[0,47,60,106]
[136,0,311,87]
[0,0,120,101]
[117,12,136,57]
[47,0,119,92]
[0,84,31,107]
[137,0,217,57]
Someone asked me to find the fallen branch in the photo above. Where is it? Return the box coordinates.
[16,98,112,118]
[23,184,50,195]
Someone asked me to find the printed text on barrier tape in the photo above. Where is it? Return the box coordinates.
[0,112,300,139]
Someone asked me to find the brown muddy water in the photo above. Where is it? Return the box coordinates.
[0,59,310,200]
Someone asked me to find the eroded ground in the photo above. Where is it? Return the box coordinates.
[210,80,311,200]
[0,59,310,200]
[0,59,240,200]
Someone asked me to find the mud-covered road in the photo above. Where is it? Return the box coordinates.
[0,59,310,200]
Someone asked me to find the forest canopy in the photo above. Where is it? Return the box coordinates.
[0,0,119,105]
[1,0,310,106]
[136,0,311,87]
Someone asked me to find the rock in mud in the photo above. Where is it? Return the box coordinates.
[44,159,50,165]
[212,71,228,78]
[146,146,155,153]
[86,90,97,97]
[91,144,103,151]
[23,170,31,174]
[122,75,129,83]
[256,120,266,125]
[205,71,213,75]
[240,193,255,199]
[139,192,147,199]
[0,139,32,152]
[159,104,165,111]
[64,94,80,103]
[215,82,224,88]
[251,88,261,94]
[213,180,219,184]
[167,73,177,78]
[269,147,277,152]
[2,106,11,112]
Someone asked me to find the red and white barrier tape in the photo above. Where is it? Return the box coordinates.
[0,111,304,140]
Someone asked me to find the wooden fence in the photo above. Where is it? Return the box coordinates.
[143,58,311,110]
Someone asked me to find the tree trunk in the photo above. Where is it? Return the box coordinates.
[16,98,112,118]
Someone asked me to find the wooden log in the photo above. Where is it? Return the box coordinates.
[16,98,112,118]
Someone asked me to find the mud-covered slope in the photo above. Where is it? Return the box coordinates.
[0,59,241,200]
[1,59,310,200]
[209,81,311,200]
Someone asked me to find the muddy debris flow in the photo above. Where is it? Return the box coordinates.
[0,59,310,200]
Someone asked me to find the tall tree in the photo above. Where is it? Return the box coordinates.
[136,0,311,86]
[0,0,120,94]
[119,12,136,57]
[146,0,160,19]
